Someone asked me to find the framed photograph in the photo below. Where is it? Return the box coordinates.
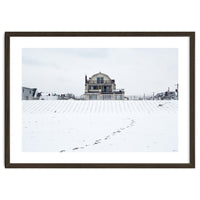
[5,32,195,168]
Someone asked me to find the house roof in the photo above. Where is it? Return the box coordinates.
[22,87,37,90]
[90,72,112,80]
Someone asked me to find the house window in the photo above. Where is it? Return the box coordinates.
[91,86,98,90]
[97,77,104,84]
[103,86,110,92]
[89,94,97,100]
[115,95,122,100]
[103,95,111,100]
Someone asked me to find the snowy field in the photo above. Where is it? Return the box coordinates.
[22,100,178,152]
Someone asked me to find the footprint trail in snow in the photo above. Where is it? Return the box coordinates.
[60,118,135,152]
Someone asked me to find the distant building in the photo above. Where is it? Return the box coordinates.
[58,93,75,100]
[39,92,59,100]
[22,87,38,100]
[155,91,177,100]
[84,72,125,100]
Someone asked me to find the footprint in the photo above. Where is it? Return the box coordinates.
[94,139,101,144]
[93,142,98,145]
[60,150,66,152]
[104,136,110,140]
[72,147,79,151]
[116,130,121,133]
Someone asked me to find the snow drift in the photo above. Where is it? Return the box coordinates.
[22,100,178,152]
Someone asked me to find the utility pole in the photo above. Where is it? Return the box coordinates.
[175,83,179,100]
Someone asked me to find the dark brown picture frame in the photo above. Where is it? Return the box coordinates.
[5,32,195,168]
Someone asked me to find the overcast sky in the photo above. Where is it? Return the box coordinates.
[22,48,178,96]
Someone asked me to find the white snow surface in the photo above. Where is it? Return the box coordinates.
[22,100,178,152]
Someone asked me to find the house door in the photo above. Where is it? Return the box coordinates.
[103,86,109,92]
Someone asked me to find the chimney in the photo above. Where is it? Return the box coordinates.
[85,75,87,84]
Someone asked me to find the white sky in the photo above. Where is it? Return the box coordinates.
[22,48,178,96]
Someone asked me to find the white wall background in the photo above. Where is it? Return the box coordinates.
[0,0,199,199]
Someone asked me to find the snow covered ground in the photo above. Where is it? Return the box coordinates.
[22,100,178,152]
